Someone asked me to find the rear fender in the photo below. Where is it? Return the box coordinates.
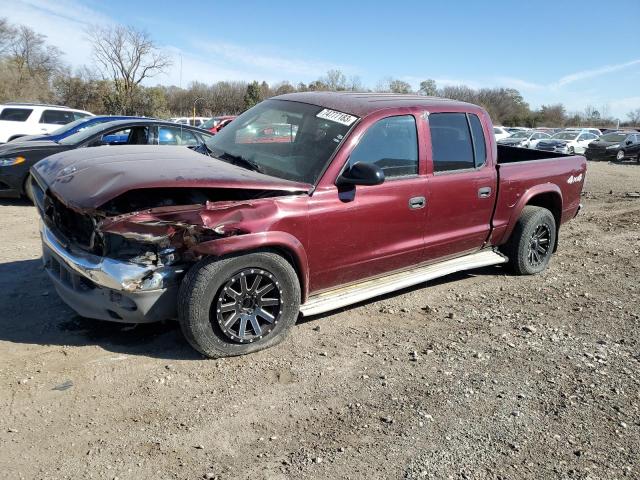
[499,184,563,245]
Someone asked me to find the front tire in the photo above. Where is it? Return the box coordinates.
[616,150,625,161]
[568,146,575,155]
[502,206,556,275]
[178,251,301,358]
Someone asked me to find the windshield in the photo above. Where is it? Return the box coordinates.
[599,132,627,142]
[204,100,356,184]
[552,131,579,140]
[48,118,91,136]
[511,131,529,139]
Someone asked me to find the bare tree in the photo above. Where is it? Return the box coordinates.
[0,17,16,56]
[321,69,348,91]
[10,25,62,77]
[88,24,171,114]
[627,108,640,125]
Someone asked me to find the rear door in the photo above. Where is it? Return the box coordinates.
[422,111,496,260]
[627,134,640,156]
[39,109,76,133]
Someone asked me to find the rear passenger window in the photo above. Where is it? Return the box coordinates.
[40,110,75,125]
[429,113,475,172]
[468,114,486,167]
[0,108,33,122]
[349,115,418,179]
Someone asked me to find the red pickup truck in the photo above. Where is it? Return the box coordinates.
[30,92,586,358]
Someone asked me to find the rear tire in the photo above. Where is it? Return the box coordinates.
[178,252,301,358]
[501,206,556,275]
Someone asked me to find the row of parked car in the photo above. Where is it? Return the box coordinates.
[0,103,296,199]
[0,102,238,145]
[494,125,640,162]
[0,106,217,198]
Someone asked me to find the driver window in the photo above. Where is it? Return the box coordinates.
[348,115,418,179]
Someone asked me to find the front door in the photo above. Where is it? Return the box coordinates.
[307,114,427,293]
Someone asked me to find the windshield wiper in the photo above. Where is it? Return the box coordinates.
[216,151,264,174]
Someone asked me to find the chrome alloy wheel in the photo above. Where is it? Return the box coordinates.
[214,269,282,343]
[527,224,551,267]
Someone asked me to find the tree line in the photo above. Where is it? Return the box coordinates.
[1,17,638,128]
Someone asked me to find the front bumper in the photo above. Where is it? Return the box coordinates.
[537,145,569,154]
[0,172,25,198]
[41,223,186,323]
[584,150,617,161]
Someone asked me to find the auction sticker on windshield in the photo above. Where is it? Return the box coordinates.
[316,109,358,126]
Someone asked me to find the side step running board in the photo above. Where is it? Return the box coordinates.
[300,249,507,316]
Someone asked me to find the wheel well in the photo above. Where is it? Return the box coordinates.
[8,135,25,142]
[211,246,306,302]
[526,192,562,251]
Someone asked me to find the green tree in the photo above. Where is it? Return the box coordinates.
[419,79,437,96]
[244,81,263,109]
[389,79,412,94]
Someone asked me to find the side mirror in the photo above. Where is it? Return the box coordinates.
[626,140,633,145]
[336,161,385,187]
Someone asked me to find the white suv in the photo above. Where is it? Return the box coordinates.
[0,103,93,143]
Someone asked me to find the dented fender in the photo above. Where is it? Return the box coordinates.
[193,231,310,302]
[94,197,310,300]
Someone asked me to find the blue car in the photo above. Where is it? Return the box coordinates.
[7,116,149,143]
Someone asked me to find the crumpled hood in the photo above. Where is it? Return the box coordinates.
[31,145,312,211]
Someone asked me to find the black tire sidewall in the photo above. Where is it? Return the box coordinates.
[507,206,557,275]
[178,252,301,358]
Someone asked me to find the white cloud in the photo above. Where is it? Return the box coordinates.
[554,59,640,87]
[195,42,352,79]
[3,0,350,86]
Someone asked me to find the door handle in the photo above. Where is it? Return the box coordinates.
[409,196,426,209]
[478,187,492,198]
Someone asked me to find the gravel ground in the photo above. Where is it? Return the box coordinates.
[0,161,638,480]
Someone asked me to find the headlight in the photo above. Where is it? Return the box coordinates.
[0,156,26,167]
[606,143,620,149]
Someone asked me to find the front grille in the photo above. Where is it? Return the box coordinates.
[42,193,98,251]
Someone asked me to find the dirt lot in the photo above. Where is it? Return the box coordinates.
[0,161,638,480]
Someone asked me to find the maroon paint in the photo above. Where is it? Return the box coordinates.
[35,94,586,302]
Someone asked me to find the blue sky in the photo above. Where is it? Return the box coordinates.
[4,0,640,119]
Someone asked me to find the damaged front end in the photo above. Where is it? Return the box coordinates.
[32,176,307,323]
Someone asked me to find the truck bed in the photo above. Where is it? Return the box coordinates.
[497,144,570,163]
[491,145,586,246]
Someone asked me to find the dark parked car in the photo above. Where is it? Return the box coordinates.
[0,119,213,198]
[31,92,586,358]
[584,131,640,162]
[7,115,148,143]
